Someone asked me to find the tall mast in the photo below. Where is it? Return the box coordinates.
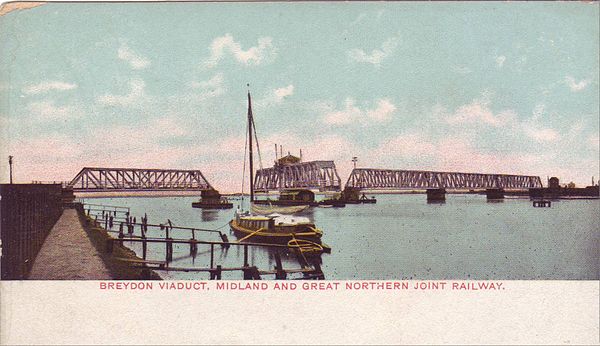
[247,85,255,202]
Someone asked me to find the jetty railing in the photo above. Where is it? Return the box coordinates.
[83,203,324,280]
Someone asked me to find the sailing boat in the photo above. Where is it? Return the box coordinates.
[229,86,326,249]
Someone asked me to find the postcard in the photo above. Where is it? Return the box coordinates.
[0,1,598,344]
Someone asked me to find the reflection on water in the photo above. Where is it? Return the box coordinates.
[201,210,218,222]
[84,194,599,280]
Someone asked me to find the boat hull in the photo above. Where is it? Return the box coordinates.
[229,220,322,244]
[253,199,319,207]
[192,202,233,209]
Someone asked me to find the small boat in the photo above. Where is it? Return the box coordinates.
[251,203,309,215]
[229,86,328,251]
[192,189,233,209]
[230,211,326,247]
[359,195,377,204]
[253,189,319,207]
[317,192,346,207]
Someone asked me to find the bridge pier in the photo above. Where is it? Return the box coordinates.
[426,189,446,203]
[486,189,505,201]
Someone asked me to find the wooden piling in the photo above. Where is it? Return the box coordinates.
[220,233,230,249]
[118,227,124,246]
[215,265,222,279]
[142,239,147,260]
[166,238,173,262]
[243,266,262,280]
[189,239,198,255]
[274,251,286,280]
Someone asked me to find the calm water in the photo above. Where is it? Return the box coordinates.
[84,194,599,280]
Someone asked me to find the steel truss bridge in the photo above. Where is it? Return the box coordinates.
[345,168,543,190]
[254,161,342,192]
[69,167,213,191]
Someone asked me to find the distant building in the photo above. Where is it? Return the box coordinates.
[548,177,560,189]
[277,154,301,166]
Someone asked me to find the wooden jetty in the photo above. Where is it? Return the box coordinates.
[84,203,326,280]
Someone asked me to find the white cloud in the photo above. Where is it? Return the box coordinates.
[23,81,77,95]
[190,73,226,100]
[375,134,543,177]
[376,132,437,159]
[495,55,506,68]
[445,98,515,127]
[565,76,590,92]
[97,79,145,106]
[118,44,150,70]
[522,104,559,143]
[202,34,277,68]
[27,101,81,120]
[323,98,362,125]
[253,84,295,109]
[522,125,560,142]
[273,85,294,102]
[323,98,396,125]
[348,36,398,65]
[366,99,396,122]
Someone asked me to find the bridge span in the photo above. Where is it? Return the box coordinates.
[69,167,213,192]
[345,168,543,190]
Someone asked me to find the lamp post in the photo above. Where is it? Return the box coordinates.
[8,155,13,184]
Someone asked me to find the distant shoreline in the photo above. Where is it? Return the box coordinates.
[75,189,536,198]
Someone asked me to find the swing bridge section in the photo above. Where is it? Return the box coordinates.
[253,161,342,192]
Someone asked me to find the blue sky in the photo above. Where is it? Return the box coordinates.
[0,2,598,192]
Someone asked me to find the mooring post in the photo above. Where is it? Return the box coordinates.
[142,238,147,260]
[189,239,198,256]
[243,244,249,267]
[313,262,325,280]
[216,265,222,280]
[166,238,173,262]
[274,251,286,280]
[210,244,215,268]
[220,233,230,249]
[118,223,124,246]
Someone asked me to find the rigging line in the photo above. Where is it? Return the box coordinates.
[251,115,264,171]
[241,116,249,210]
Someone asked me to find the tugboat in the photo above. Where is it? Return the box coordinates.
[341,187,377,204]
[229,86,329,253]
[192,189,233,209]
[318,192,346,207]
